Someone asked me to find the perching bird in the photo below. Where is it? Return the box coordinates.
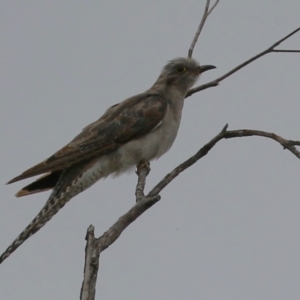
[0,57,215,264]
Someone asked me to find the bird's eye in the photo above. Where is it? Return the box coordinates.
[176,66,186,73]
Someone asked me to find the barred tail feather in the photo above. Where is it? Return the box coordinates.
[0,192,70,264]
[1,162,97,264]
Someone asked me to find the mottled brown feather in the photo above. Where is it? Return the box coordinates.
[7,93,167,184]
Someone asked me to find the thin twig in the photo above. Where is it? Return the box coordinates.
[224,129,300,159]
[188,0,220,58]
[186,26,300,97]
[273,49,300,53]
[289,139,300,146]
[207,0,220,15]
[188,0,210,58]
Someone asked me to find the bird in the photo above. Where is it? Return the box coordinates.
[0,57,215,264]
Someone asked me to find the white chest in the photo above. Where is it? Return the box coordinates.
[88,99,184,178]
[117,101,183,168]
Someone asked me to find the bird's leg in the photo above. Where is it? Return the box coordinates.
[136,161,151,176]
[135,161,151,202]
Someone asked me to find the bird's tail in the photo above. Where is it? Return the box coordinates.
[0,171,72,264]
[0,161,100,264]
[0,193,71,264]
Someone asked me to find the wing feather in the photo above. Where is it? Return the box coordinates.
[7,93,167,184]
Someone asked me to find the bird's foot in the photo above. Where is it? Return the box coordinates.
[136,161,151,176]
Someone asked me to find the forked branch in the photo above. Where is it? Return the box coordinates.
[186,26,300,97]
[80,124,300,299]
[188,0,220,58]
[80,2,299,299]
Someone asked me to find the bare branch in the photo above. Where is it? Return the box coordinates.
[224,129,300,159]
[273,49,300,53]
[207,0,220,15]
[105,126,300,235]
[80,5,299,298]
[135,161,151,202]
[80,124,300,297]
[80,195,161,300]
[148,127,300,198]
[188,0,210,58]
[80,226,99,300]
[288,139,300,147]
[148,124,228,197]
[186,26,300,97]
[188,0,220,58]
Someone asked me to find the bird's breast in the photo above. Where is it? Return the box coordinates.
[116,101,183,170]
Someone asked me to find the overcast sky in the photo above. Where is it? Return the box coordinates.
[1,1,300,299]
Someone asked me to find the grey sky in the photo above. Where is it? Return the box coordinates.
[1,1,300,299]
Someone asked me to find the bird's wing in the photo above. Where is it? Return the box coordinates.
[7,93,168,184]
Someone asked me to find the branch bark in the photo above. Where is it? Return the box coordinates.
[80,226,99,300]
[80,124,300,299]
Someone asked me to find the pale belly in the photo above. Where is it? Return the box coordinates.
[81,108,182,181]
[56,101,183,198]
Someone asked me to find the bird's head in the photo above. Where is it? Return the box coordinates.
[157,57,216,94]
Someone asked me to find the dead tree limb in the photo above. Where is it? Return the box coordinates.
[80,2,299,299]
[80,124,300,299]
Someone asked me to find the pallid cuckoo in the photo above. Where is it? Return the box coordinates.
[0,57,215,264]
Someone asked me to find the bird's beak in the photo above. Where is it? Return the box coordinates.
[199,65,216,73]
